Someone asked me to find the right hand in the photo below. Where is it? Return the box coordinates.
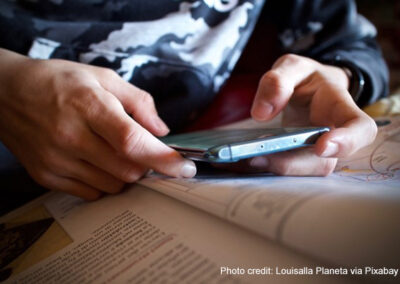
[0,50,196,200]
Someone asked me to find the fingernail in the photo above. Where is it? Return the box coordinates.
[252,102,274,121]
[250,156,269,168]
[321,142,339,157]
[180,161,197,178]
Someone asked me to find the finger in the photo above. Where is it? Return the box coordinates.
[251,54,318,121]
[309,85,378,158]
[74,129,150,183]
[35,171,102,201]
[40,147,126,194]
[62,160,126,194]
[248,147,338,176]
[315,116,377,158]
[94,68,169,136]
[53,177,102,201]
[48,110,149,183]
[85,93,197,178]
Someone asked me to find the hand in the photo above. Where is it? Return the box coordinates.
[0,50,196,200]
[247,54,377,176]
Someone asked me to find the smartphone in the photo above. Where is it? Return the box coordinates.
[161,127,329,163]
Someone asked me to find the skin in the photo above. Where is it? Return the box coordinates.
[0,49,197,200]
[0,49,377,199]
[244,54,377,176]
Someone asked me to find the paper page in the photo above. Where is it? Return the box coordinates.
[138,117,400,273]
[335,117,400,185]
[0,187,354,284]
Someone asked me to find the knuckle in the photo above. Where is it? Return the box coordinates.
[81,90,104,118]
[313,70,327,82]
[54,69,82,89]
[260,70,287,93]
[277,53,312,71]
[54,124,82,150]
[72,85,97,102]
[320,159,337,176]
[120,126,146,157]
[64,85,105,120]
[31,169,54,188]
[262,70,283,86]
[137,90,155,107]
[101,68,119,79]
[102,93,123,111]
[280,53,301,64]
[79,86,99,100]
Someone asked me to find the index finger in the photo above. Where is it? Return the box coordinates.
[251,54,317,121]
[85,90,196,178]
[88,66,169,137]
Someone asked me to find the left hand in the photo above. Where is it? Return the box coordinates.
[242,54,377,176]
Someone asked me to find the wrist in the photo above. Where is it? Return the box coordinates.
[0,49,35,97]
[321,64,350,91]
[0,49,35,137]
[322,57,365,102]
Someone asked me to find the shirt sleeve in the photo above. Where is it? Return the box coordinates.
[264,0,389,106]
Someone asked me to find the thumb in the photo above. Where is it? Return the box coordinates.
[315,115,377,158]
[85,89,197,178]
[130,125,198,178]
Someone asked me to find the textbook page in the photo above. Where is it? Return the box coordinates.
[139,117,400,272]
[0,186,355,284]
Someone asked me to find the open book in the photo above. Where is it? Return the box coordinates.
[1,117,399,284]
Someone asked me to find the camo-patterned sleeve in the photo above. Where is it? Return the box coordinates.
[0,0,389,130]
[264,0,389,107]
[0,0,267,130]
